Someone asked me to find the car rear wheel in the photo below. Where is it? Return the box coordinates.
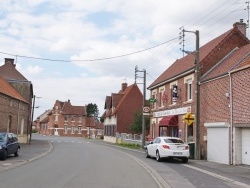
[156,150,161,162]
[14,148,19,157]
[1,150,7,160]
[182,157,188,163]
[145,149,150,158]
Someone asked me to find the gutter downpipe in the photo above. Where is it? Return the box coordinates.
[229,72,233,165]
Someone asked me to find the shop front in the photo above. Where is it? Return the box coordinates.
[151,106,192,142]
[159,115,179,137]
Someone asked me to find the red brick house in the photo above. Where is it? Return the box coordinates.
[38,100,104,137]
[0,76,30,143]
[148,20,249,160]
[201,44,250,165]
[0,58,33,143]
[102,83,143,143]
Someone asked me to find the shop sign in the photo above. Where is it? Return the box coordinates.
[153,106,191,118]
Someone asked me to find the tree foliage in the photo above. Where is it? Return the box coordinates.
[130,111,150,134]
[86,103,99,119]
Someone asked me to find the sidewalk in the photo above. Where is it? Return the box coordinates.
[0,138,52,172]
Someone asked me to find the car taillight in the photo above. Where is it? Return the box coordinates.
[162,145,170,149]
[184,146,189,150]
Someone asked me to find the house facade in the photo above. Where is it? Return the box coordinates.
[200,44,250,165]
[148,20,249,161]
[0,76,30,143]
[102,83,143,143]
[0,58,33,143]
[37,100,104,138]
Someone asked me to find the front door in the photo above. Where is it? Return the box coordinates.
[54,128,58,136]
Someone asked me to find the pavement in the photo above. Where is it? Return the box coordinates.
[0,136,250,187]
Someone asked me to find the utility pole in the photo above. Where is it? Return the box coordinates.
[29,95,36,144]
[135,66,146,147]
[181,29,200,160]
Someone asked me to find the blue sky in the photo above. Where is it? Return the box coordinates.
[0,0,249,118]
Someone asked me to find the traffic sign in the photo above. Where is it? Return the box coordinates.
[183,113,195,125]
[143,106,150,113]
[149,98,157,103]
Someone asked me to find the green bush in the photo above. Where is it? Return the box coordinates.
[32,129,38,133]
[117,142,141,149]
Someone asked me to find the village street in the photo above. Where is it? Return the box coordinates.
[0,134,249,188]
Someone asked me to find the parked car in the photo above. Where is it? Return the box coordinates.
[0,133,20,160]
[145,136,190,163]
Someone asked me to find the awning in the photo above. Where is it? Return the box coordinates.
[159,115,178,126]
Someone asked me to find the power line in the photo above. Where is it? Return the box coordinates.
[0,37,178,63]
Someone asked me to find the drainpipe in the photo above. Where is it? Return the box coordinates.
[229,72,233,165]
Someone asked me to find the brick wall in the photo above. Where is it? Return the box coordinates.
[200,76,231,158]
[232,68,250,124]
[0,93,29,139]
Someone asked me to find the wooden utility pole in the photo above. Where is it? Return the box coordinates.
[182,29,200,159]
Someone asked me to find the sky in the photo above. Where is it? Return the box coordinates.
[0,0,249,119]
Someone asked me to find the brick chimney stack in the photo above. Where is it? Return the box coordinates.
[233,19,247,36]
[4,58,16,67]
[121,83,127,92]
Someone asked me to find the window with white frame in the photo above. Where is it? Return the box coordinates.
[64,125,67,133]
[159,88,165,107]
[170,82,178,105]
[187,79,192,101]
[78,116,82,122]
[78,126,82,134]
[71,126,74,134]
[54,115,58,122]
[71,115,75,122]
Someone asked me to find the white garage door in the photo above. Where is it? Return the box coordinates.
[242,128,250,165]
[205,122,230,164]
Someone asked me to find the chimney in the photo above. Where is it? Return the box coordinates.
[68,99,70,103]
[4,58,16,67]
[121,83,127,92]
[233,19,247,36]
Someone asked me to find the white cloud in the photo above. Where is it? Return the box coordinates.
[27,66,43,74]
[0,0,247,119]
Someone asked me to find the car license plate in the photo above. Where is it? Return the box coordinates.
[173,152,182,155]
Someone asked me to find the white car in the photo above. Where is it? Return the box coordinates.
[145,137,190,163]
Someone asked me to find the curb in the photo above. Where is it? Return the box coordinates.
[0,141,53,172]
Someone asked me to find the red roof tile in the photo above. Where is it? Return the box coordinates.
[57,100,86,115]
[0,61,27,81]
[0,76,28,103]
[202,44,250,81]
[148,26,249,89]
[112,84,141,115]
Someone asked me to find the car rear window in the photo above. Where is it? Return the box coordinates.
[0,134,6,142]
[163,138,184,144]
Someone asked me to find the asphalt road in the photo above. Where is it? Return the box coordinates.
[0,135,250,188]
[0,136,159,188]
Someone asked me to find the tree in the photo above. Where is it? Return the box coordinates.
[86,103,99,120]
[130,111,150,134]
